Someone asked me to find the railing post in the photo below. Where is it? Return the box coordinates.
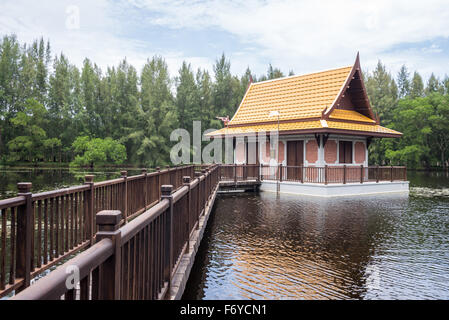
[202,169,208,202]
[156,167,161,199]
[324,165,328,185]
[195,172,202,222]
[376,165,380,183]
[260,164,264,181]
[161,185,173,293]
[95,210,122,300]
[183,176,191,253]
[279,164,283,182]
[15,182,32,292]
[84,175,95,245]
[390,165,393,182]
[360,165,364,184]
[300,165,304,183]
[142,169,148,209]
[343,165,346,184]
[234,164,237,184]
[121,171,128,222]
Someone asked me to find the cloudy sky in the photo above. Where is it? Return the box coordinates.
[1,0,449,81]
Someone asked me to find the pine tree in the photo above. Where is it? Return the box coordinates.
[175,61,198,133]
[443,76,449,95]
[267,64,284,80]
[196,68,214,128]
[0,35,21,156]
[365,60,398,125]
[410,71,424,98]
[397,65,410,98]
[425,73,443,95]
[130,56,178,166]
[213,53,234,119]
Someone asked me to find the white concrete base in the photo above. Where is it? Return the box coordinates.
[260,180,409,197]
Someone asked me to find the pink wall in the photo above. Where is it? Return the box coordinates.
[306,140,318,164]
[354,141,366,164]
[236,141,245,163]
[324,140,337,164]
[261,141,270,163]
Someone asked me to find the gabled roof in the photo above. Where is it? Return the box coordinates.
[207,53,402,138]
[230,66,353,125]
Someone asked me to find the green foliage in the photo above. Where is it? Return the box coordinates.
[7,98,48,162]
[2,34,448,169]
[71,137,126,167]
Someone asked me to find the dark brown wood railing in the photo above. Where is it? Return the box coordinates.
[219,164,407,185]
[11,165,219,300]
[0,165,195,298]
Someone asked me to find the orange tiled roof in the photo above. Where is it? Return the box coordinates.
[328,109,375,123]
[207,120,401,137]
[207,55,403,138]
[230,66,353,125]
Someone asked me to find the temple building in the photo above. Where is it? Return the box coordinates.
[207,54,408,196]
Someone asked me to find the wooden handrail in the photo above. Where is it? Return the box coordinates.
[12,238,114,300]
[8,165,219,300]
[0,164,199,299]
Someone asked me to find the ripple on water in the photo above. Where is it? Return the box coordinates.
[183,191,449,300]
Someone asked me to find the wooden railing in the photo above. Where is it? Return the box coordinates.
[0,165,195,298]
[11,165,219,300]
[219,164,407,185]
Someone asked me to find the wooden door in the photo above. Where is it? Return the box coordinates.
[287,141,303,181]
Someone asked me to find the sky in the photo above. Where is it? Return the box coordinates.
[1,0,449,82]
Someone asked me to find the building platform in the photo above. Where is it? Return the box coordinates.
[259,180,409,197]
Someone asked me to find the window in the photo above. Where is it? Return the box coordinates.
[339,141,353,164]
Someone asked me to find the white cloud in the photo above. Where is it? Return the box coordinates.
[131,0,449,78]
[1,0,448,81]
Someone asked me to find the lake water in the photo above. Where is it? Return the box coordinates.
[183,171,449,300]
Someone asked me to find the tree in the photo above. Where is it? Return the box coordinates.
[175,61,198,133]
[0,35,21,155]
[71,136,127,167]
[365,61,398,125]
[129,56,179,166]
[267,64,284,80]
[410,71,424,98]
[7,98,48,162]
[196,68,214,128]
[48,54,81,161]
[425,73,443,95]
[397,65,410,98]
[213,53,234,119]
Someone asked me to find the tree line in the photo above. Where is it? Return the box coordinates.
[365,62,449,169]
[1,34,448,169]
[0,35,271,167]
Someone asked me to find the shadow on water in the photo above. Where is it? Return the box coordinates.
[184,171,449,300]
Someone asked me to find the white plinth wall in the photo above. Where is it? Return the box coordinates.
[260,180,409,197]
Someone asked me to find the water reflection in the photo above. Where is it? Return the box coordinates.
[0,167,142,199]
[184,185,449,300]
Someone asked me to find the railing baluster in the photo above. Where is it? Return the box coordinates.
[16,183,32,292]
